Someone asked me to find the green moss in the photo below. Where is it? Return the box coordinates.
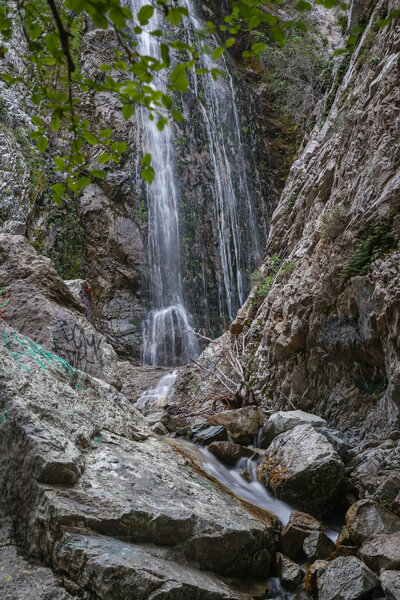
[33,202,85,280]
[341,215,397,280]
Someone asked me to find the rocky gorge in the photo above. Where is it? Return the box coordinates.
[1,0,400,598]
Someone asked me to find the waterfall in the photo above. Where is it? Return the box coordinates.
[133,0,264,366]
[132,0,199,367]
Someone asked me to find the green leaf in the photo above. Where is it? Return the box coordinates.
[212,47,225,60]
[99,128,113,138]
[169,63,188,93]
[162,94,173,109]
[37,136,48,153]
[50,119,61,132]
[90,169,107,178]
[138,5,154,25]
[54,157,66,170]
[98,153,112,164]
[171,110,184,123]
[251,42,267,54]
[83,131,99,145]
[52,183,66,195]
[167,7,189,26]
[141,153,152,167]
[225,37,236,48]
[142,166,155,184]
[296,1,312,10]
[122,103,135,119]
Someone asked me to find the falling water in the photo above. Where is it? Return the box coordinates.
[182,1,262,321]
[132,0,199,366]
[133,1,264,365]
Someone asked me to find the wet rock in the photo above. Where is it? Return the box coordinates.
[335,525,353,548]
[0,320,277,597]
[345,499,400,545]
[318,427,350,462]
[207,441,260,466]
[151,422,169,435]
[53,530,245,600]
[317,557,380,600]
[207,406,264,445]
[374,471,400,512]
[359,531,400,572]
[305,560,329,597]
[303,530,335,561]
[380,570,400,600]
[189,421,228,445]
[279,510,323,560]
[0,545,74,599]
[259,424,345,514]
[145,411,170,427]
[259,410,326,448]
[275,552,302,590]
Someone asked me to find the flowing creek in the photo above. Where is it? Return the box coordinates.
[135,374,342,598]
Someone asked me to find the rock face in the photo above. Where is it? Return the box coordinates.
[345,499,400,545]
[259,424,345,514]
[317,557,380,600]
[0,233,118,381]
[159,0,399,508]
[0,318,278,598]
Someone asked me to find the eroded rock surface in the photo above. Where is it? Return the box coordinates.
[345,499,400,545]
[259,424,345,514]
[0,319,277,598]
[317,557,380,600]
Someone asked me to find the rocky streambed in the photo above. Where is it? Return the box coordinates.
[0,233,399,599]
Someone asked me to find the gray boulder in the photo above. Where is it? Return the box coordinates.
[380,570,400,600]
[346,499,400,545]
[303,530,335,561]
[53,530,245,600]
[317,557,380,600]
[259,410,326,448]
[0,320,277,598]
[207,441,260,466]
[207,406,264,445]
[275,552,302,590]
[279,510,323,560]
[259,424,345,514]
[190,421,228,445]
[359,531,400,572]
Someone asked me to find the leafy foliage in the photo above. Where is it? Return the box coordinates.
[341,216,396,280]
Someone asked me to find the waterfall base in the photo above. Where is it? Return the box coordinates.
[142,304,199,366]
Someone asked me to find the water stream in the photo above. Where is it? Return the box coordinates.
[132,0,264,366]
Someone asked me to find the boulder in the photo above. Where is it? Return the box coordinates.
[259,424,345,514]
[317,557,381,600]
[279,510,323,561]
[53,531,245,600]
[0,320,277,598]
[258,410,326,448]
[207,406,264,445]
[0,233,118,381]
[207,441,260,466]
[359,531,400,572]
[345,499,400,545]
[275,552,302,590]
[189,421,228,445]
[380,570,400,600]
[305,560,329,597]
[303,530,335,561]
